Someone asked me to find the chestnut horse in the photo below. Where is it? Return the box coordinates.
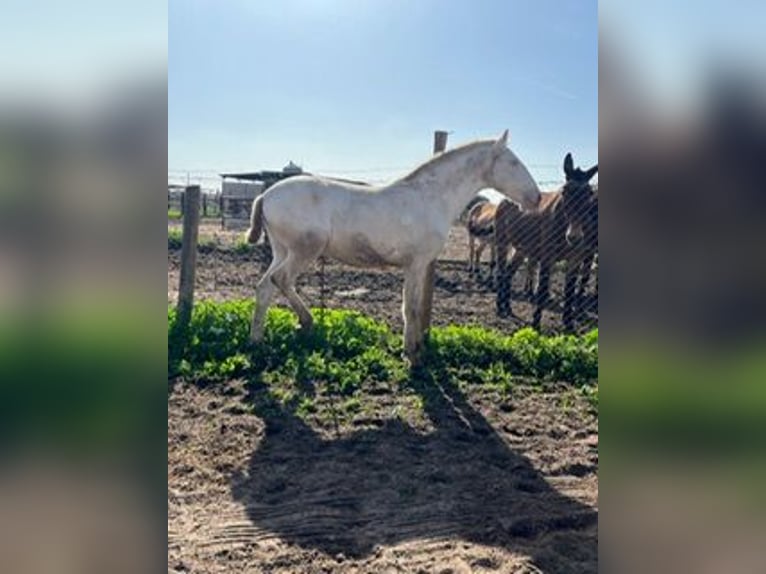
[495,153,597,330]
[465,200,496,275]
[464,199,536,294]
[246,131,541,365]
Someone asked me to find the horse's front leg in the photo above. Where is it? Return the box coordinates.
[525,259,537,298]
[494,238,511,314]
[533,259,551,330]
[563,260,579,331]
[496,249,523,316]
[577,251,596,313]
[402,263,430,366]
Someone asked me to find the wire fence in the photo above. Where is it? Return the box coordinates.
[168,189,222,219]
[168,153,598,336]
[460,174,598,334]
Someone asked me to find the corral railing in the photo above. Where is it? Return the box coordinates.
[168,189,223,219]
[442,180,598,335]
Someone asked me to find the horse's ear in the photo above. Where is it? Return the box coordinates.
[563,153,574,178]
[586,165,598,181]
[493,129,509,153]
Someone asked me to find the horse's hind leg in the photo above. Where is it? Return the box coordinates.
[468,234,475,272]
[489,240,497,279]
[251,239,288,343]
[271,250,315,334]
[475,241,486,277]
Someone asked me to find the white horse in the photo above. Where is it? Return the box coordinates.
[246,130,541,365]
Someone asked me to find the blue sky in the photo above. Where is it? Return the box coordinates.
[169,0,597,187]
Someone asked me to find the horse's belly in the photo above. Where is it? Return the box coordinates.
[325,232,415,268]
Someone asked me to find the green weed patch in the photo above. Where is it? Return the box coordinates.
[168,300,598,411]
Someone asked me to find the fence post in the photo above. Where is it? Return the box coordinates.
[175,185,201,334]
[433,130,448,155]
[422,130,449,339]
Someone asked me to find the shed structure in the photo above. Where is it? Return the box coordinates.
[220,161,304,229]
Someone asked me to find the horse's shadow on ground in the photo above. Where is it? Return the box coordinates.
[230,363,597,572]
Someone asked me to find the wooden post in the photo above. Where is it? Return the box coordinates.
[422,131,449,336]
[433,130,448,155]
[176,185,201,333]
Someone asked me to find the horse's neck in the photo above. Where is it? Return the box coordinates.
[539,190,562,213]
[404,146,489,221]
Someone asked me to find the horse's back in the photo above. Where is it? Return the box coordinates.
[259,175,429,265]
[494,191,561,257]
[262,175,375,224]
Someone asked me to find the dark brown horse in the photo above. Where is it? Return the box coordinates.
[495,153,598,330]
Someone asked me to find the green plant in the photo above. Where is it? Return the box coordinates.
[168,300,599,407]
[581,384,598,411]
[168,228,182,250]
[232,239,255,255]
[167,228,220,252]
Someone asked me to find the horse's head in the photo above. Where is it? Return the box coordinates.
[561,153,598,247]
[485,130,541,211]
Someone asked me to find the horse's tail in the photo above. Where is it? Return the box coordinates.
[246,195,264,243]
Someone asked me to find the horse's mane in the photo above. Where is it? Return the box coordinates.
[400,139,491,183]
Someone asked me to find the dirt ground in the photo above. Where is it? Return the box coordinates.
[167,222,597,336]
[168,222,598,573]
[168,375,598,574]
